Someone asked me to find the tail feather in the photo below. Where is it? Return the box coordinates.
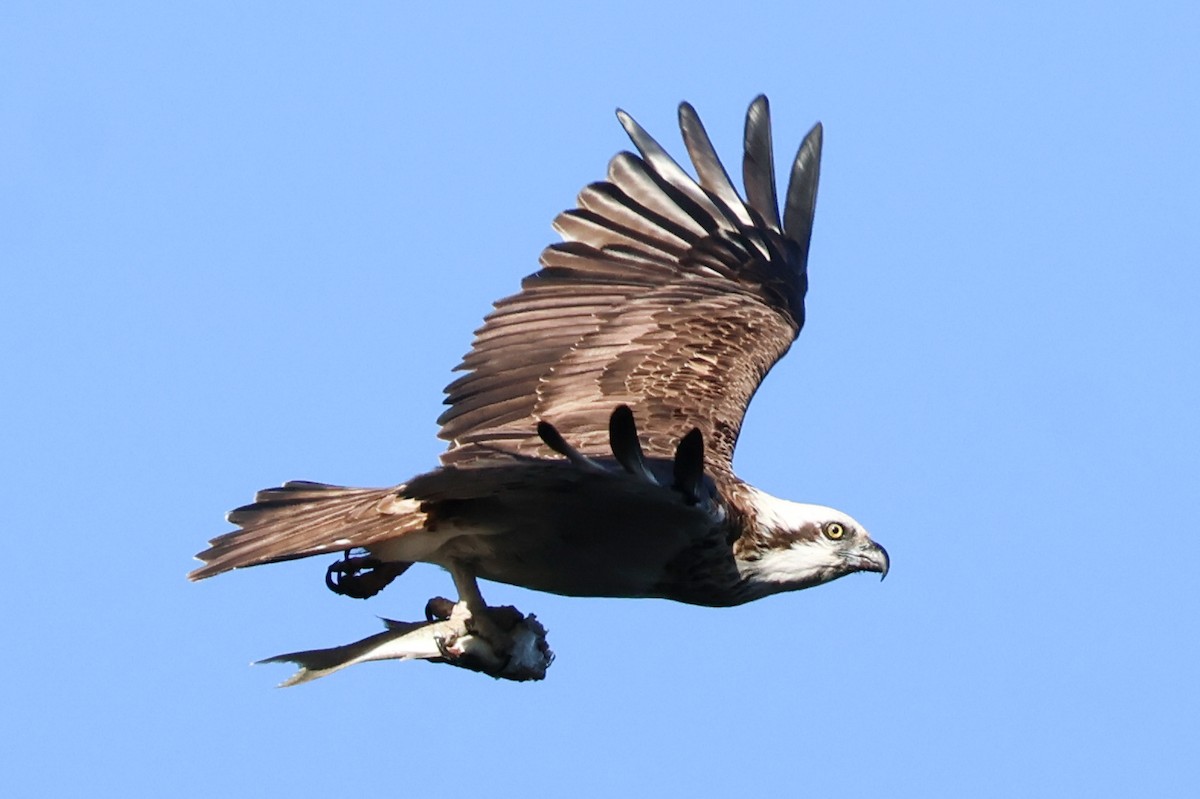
[190,481,423,581]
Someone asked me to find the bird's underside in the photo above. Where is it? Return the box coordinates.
[195,408,741,683]
[192,96,888,685]
[194,407,732,604]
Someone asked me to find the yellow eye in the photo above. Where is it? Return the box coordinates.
[824,521,846,540]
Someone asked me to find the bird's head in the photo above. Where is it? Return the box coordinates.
[735,487,888,600]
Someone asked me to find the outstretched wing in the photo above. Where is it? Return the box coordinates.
[439,96,822,474]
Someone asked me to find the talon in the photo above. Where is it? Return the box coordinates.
[433,634,455,662]
[433,625,511,677]
[425,596,455,622]
[324,552,404,599]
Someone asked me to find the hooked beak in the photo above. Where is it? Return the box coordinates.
[857,540,890,581]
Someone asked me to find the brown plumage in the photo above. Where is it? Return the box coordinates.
[437,98,820,475]
[191,97,886,635]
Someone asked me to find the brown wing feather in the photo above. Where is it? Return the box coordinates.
[439,96,822,473]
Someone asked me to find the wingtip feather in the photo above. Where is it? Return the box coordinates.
[783,121,824,255]
[742,96,780,229]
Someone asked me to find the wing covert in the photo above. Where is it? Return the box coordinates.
[438,96,823,475]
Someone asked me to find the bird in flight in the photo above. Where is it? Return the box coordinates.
[191,95,888,682]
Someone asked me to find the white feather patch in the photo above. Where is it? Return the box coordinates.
[737,539,838,587]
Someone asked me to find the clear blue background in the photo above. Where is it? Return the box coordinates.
[3,2,1197,796]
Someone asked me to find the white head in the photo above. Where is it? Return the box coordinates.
[735,487,888,601]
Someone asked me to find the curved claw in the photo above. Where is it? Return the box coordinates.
[424,596,456,622]
[325,552,407,599]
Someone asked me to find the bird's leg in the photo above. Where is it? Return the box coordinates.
[448,562,509,652]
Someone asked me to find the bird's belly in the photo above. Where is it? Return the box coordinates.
[449,526,680,598]
[367,463,738,601]
[435,497,722,599]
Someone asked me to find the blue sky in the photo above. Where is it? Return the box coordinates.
[3,2,1198,796]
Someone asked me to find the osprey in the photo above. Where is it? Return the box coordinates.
[191,96,888,682]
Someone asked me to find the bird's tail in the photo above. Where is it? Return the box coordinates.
[189,480,424,581]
